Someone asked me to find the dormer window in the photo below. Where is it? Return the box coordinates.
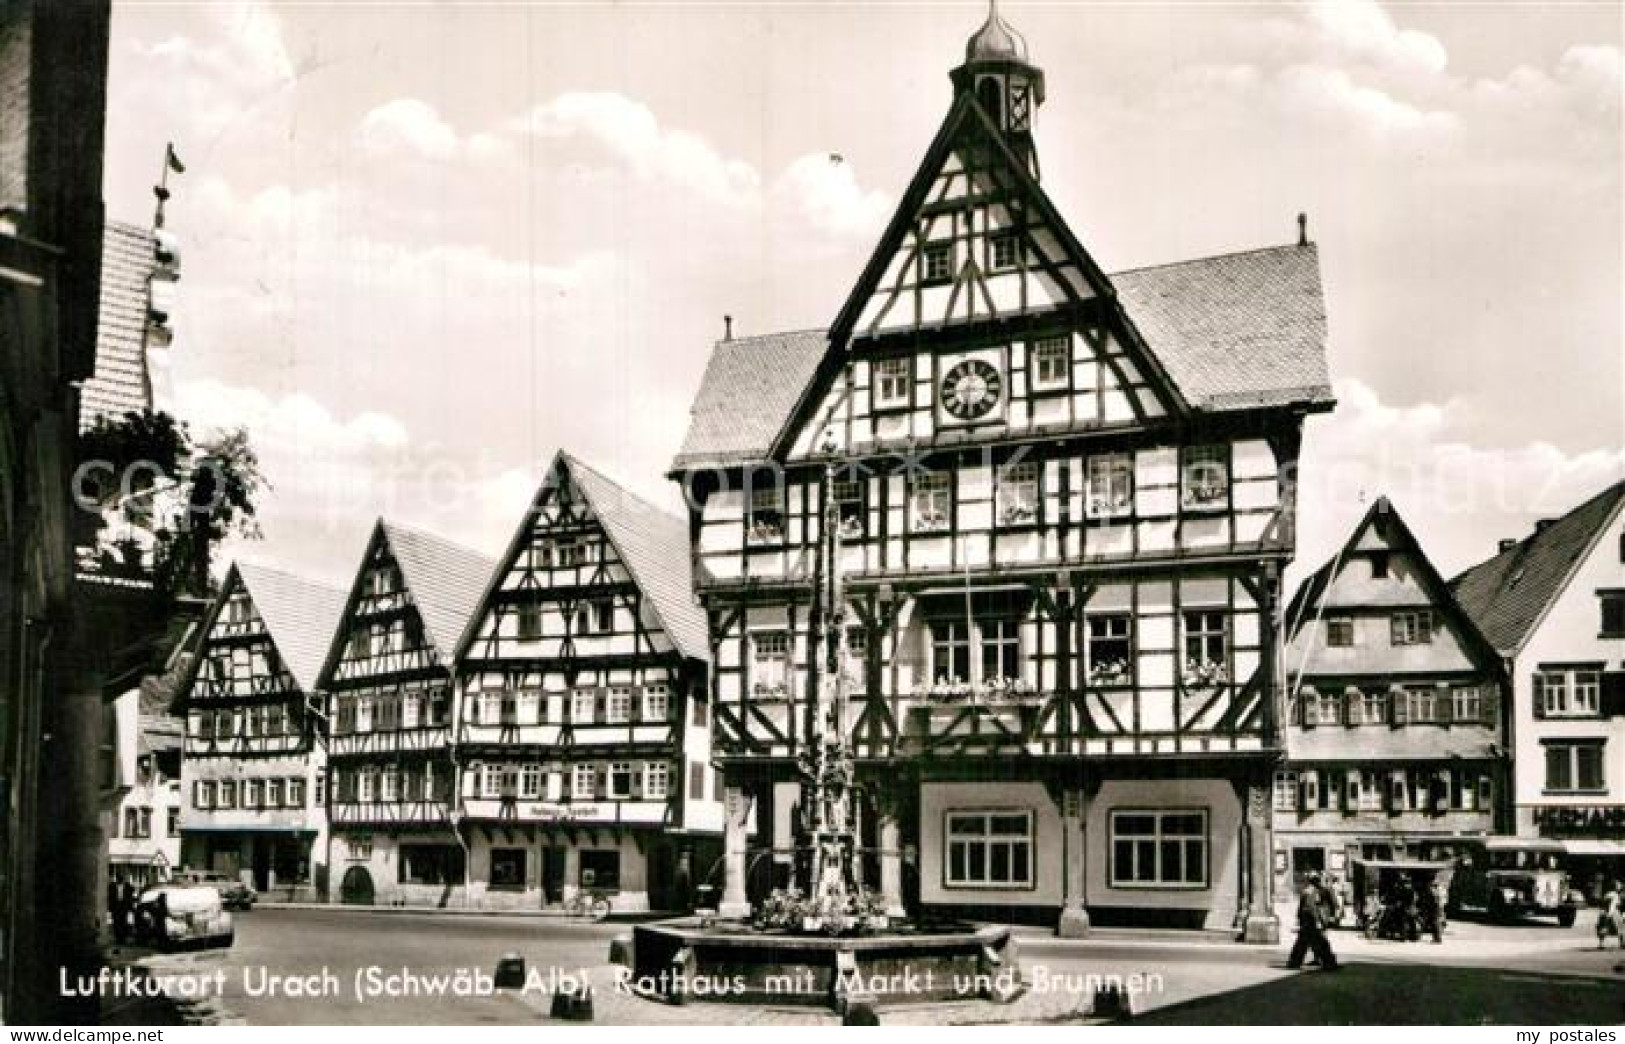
[874,358,910,409]
[1030,337,1069,391]
[990,233,1019,271]
[922,243,953,284]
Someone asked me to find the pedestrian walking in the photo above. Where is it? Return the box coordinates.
[1287,871,1339,971]
[1597,879,1623,951]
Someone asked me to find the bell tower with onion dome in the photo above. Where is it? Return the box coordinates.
[951,0,1046,177]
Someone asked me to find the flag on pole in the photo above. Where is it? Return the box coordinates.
[165,143,185,174]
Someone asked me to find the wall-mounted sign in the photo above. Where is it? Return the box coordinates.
[1533,805,1625,838]
[526,804,601,821]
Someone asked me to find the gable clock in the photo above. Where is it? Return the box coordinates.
[936,348,1007,426]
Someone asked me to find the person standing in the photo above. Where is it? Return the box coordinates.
[1598,879,1623,951]
[1287,871,1339,971]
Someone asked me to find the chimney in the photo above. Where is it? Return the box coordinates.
[1534,518,1558,535]
[1498,538,1518,553]
[723,315,733,342]
[1297,212,1309,247]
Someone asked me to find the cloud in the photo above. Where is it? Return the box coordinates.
[1301,0,1449,78]
[770,153,893,243]
[517,92,762,208]
[176,378,539,583]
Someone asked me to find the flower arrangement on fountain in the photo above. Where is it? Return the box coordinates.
[1183,658,1228,688]
[752,885,890,936]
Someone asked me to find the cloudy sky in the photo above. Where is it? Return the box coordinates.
[102,1,1622,590]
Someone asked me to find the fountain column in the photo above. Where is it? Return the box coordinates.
[720,784,752,919]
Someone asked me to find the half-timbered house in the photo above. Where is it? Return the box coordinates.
[670,7,1334,938]
[1277,498,1508,898]
[454,452,720,912]
[175,563,346,898]
[317,520,495,906]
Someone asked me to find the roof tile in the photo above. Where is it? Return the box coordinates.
[235,563,348,692]
[563,454,709,661]
[378,522,498,660]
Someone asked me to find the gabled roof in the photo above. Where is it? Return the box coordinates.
[1285,496,1503,674]
[1111,245,1333,413]
[1450,481,1625,656]
[672,329,828,470]
[317,520,499,688]
[672,246,1334,471]
[465,451,708,662]
[232,563,348,692]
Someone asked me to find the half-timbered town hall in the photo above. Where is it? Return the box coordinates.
[318,520,495,906]
[670,6,1334,938]
[454,452,721,912]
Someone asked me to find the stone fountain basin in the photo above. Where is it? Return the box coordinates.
[625,918,1022,1010]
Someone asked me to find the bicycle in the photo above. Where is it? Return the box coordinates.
[565,888,612,922]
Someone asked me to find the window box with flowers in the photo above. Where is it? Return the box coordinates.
[747,520,786,545]
[747,483,786,546]
[915,676,1037,703]
[911,474,952,534]
[1088,659,1133,689]
[1180,445,1230,512]
[1183,659,1229,689]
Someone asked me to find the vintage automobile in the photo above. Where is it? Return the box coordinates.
[1447,837,1585,927]
[133,882,235,949]
[1347,857,1454,940]
[174,870,257,911]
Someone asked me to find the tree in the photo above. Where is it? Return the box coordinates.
[75,410,267,598]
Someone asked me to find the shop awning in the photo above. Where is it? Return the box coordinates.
[1560,839,1625,857]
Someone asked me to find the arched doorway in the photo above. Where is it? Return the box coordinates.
[340,866,375,906]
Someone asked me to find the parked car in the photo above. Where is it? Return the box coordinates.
[133,883,235,949]
[1448,837,1585,927]
[174,871,256,911]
